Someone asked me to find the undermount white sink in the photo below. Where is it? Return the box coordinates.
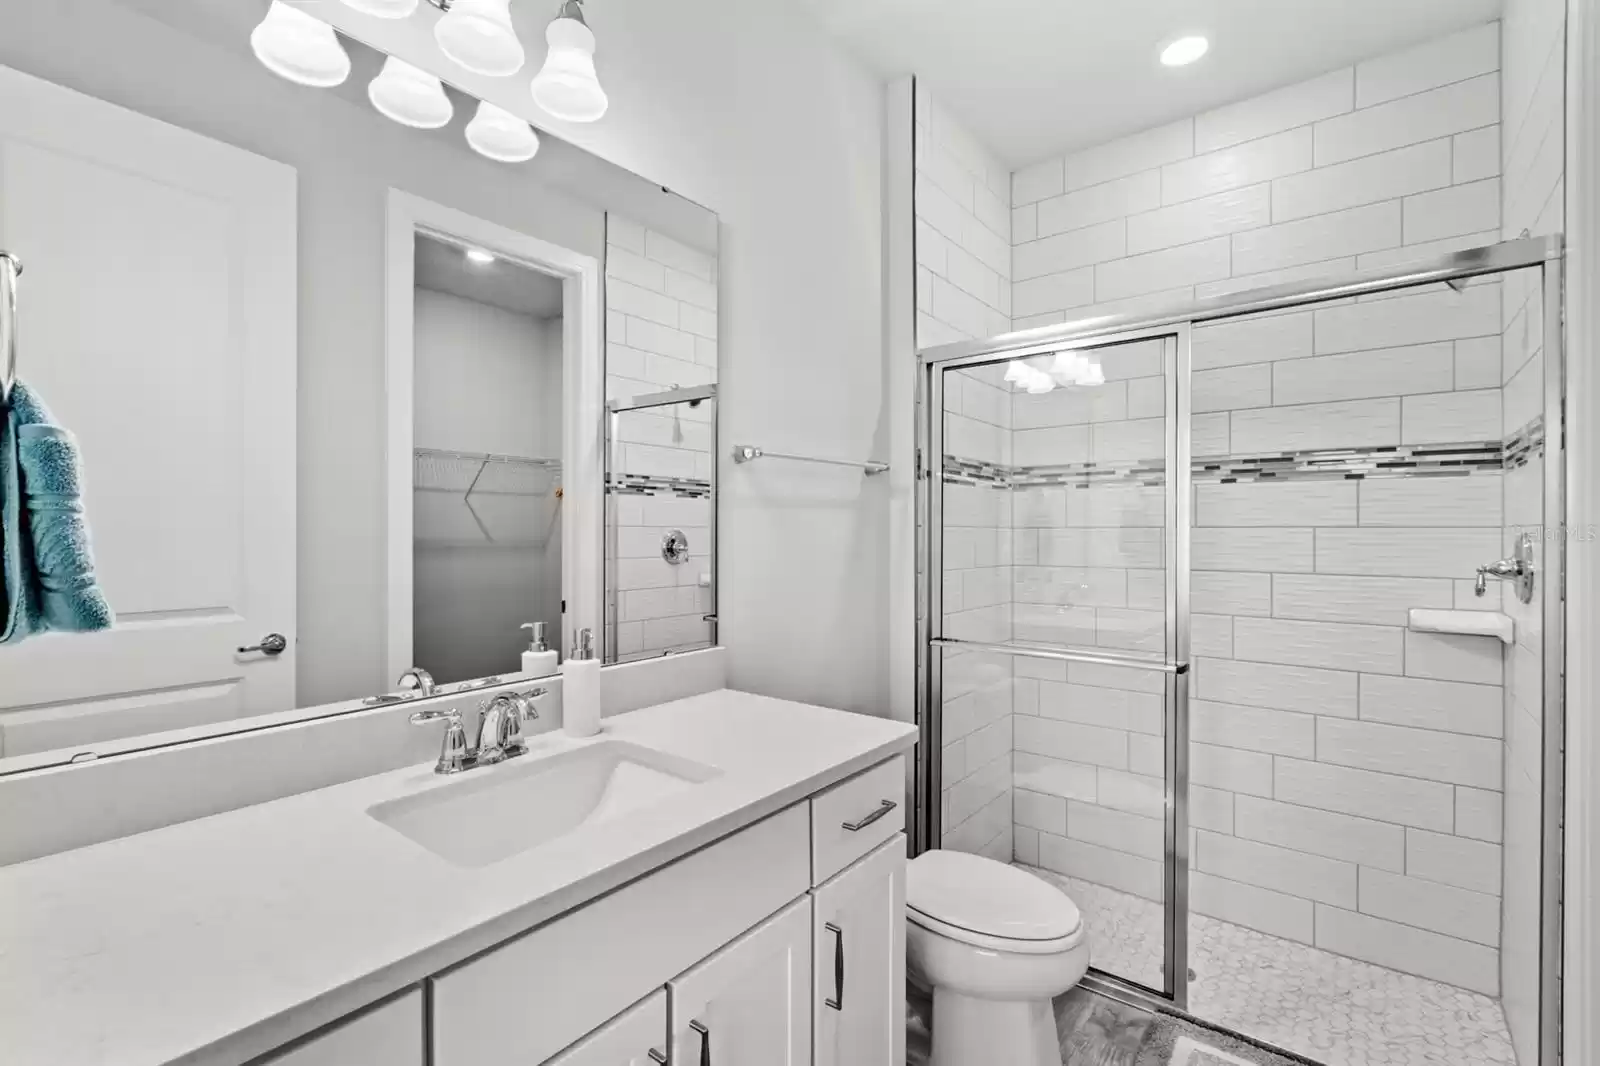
[368,740,721,868]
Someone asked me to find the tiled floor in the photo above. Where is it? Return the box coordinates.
[909,981,1304,1066]
[1028,867,1519,1066]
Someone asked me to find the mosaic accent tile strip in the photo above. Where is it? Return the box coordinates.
[608,474,712,499]
[1504,414,1545,471]
[943,419,1545,490]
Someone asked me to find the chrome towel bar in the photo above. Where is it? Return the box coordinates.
[731,444,888,476]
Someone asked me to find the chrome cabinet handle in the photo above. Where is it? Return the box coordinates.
[841,799,896,832]
[825,921,845,1011]
[690,1020,710,1066]
[647,1050,668,1065]
[237,633,288,656]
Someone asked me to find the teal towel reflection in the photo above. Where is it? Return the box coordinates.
[1,380,114,644]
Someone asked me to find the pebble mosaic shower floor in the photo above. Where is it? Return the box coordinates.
[1024,867,1519,1066]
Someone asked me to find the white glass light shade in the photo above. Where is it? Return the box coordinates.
[530,16,608,122]
[340,0,418,17]
[435,0,525,77]
[466,101,541,162]
[368,57,454,129]
[251,2,351,88]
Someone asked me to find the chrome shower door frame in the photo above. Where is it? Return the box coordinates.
[914,236,1567,1059]
[918,321,1192,1003]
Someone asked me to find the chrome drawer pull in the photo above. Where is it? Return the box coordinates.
[690,1020,710,1066]
[825,921,845,1010]
[841,799,896,832]
[647,1050,668,1065]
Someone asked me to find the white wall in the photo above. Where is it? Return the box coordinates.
[0,0,893,719]
[412,287,562,684]
[1498,0,1566,1058]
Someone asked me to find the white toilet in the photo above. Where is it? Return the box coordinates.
[906,850,1088,1066]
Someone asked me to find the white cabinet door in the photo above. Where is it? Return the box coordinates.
[812,835,907,1066]
[0,62,297,760]
[263,990,423,1066]
[668,896,812,1066]
[547,989,668,1066]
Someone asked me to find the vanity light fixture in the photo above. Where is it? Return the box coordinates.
[250,1,352,87]
[465,248,497,265]
[530,0,609,123]
[340,0,419,17]
[466,101,543,161]
[368,56,455,128]
[1160,35,1209,67]
[435,0,526,77]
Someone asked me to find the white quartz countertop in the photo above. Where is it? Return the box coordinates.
[0,689,916,1066]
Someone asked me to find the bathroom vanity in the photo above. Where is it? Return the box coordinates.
[0,690,915,1066]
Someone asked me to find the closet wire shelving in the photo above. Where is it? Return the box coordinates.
[413,447,562,547]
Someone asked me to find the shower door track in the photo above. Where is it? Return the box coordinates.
[913,235,1568,1064]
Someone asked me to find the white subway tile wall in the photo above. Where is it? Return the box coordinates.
[916,19,1562,1003]
[916,85,1013,348]
[1498,0,1563,1052]
[605,215,719,662]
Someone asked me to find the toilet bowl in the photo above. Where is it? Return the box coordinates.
[906,850,1088,1066]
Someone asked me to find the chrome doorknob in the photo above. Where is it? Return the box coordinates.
[238,633,288,656]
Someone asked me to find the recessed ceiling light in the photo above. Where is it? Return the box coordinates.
[466,248,496,265]
[1161,36,1209,67]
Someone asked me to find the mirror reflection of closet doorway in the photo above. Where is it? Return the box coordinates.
[384,190,603,692]
[411,233,565,686]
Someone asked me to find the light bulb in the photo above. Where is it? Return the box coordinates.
[368,56,453,129]
[251,2,350,88]
[466,100,542,162]
[1161,36,1209,67]
[435,0,525,77]
[531,12,609,122]
[340,0,417,17]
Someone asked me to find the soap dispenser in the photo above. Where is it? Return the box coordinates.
[520,621,559,677]
[561,628,601,738]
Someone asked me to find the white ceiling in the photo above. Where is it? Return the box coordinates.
[415,234,565,319]
[800,0,1504,167]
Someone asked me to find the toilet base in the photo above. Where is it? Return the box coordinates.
[930,987,1061,1066]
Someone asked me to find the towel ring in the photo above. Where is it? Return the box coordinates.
[0,252,20,407]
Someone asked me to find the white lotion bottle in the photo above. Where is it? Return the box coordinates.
[561,628,601,737]
[520,621,559,677]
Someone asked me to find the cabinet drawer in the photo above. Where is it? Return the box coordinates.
[810,756,905,884]
[430,804,808,1066]
[546,989,667,1066]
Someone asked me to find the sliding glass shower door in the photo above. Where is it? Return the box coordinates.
[926,330,1190,998]
[918,237,1567,1066]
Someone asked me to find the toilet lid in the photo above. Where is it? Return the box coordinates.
[907,851,1082,948]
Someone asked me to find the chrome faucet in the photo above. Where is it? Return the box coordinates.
[410,688,547,775]
[396,667,437,698]
[1475,532,1536,604]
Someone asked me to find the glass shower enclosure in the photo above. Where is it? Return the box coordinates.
[915,237,1566,1065]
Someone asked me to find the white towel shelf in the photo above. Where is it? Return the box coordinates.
[1408,608,1515,645]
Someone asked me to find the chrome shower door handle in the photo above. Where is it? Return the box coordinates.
[237,633,288,656]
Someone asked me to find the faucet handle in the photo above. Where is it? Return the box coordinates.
[410,709,469,774]
[500,689,548,757]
